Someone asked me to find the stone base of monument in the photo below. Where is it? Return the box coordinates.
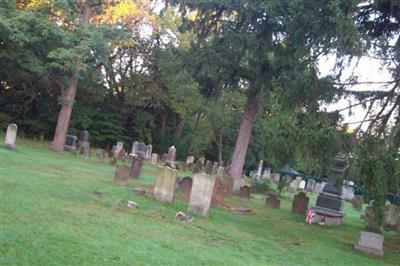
[154,166,177,203]
[354,231,384,256]
[310,206,344,225]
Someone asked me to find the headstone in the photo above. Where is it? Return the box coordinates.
[117,148,127,161]
[186,156,195,171]
[204,160,213,175]
[254,160,263,181]
[262,168,271,179]
[199,157,205,166]
[305,179,316,192]
[219,160,224,167]
[352,195,363,211]
[188,173,216,217]
[289,180,298,193]
[164,146,176,169]
[115,141,123,155]
[64,134,77,152]
[342,181,355,201]
[4,123,17,149]
[354,231,384,256]
[212,177,227,207]
[291,192,309,215]
[178,176,193,194]
[193,159,204,173]
[154,166,177,203]
[217,166,224,177]
[384,204,400,231]
[77,130,90,157]
[299,180,306,190]
[212,162,219,175]
[266,195,280,209]
[96,148,105,163]
[131,141,139,155]
[114,165,129,185]
[145,144,152,160]
[314,182,326,194]
[136,142,147,158]
[130,156,143,179]
[239,185,251,200]
[151,153,159,165]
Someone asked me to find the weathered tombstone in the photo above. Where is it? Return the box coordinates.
[163,145,176,169]
[254,160,263,181]
[219,160,224,167]
[117,148,127,161]
[212,177,227,207]
[212,162,219,175]
[154,166,177,203]
[299,180,306,190]
[313,182,326,194]
[131,141,139,155]
[193,159,204,173]
[305,179,316,192]
[188,173,216,217]
[291,192,309,215]
[354,231,384,256]
[178,176,193,194]
[342,180,355,201]
[204,160,213,175]
[130,156,143,179]
[289,180,298,193]
[115,141,124,154]
[161,153,168,163]
[199,157,206,166]
[217,166,224,177]
[151,153,159,165]
[352,195,363,211]
[136,142,147,158]
[384,204,400,231]
[114,165,129,185]
[266,195,280,209]
[4,123,17,149]
[64,134,77,152]
[145,144,152,160]
[77,130,90,157]
[240,185,251,200]
[186,156,195,171]
[96,148,105,163]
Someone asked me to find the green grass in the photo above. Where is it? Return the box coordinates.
[1,139,399,265]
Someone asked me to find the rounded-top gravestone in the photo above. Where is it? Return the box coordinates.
[4,123,17,149]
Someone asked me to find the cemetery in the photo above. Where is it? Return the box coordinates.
[1,1,400,265]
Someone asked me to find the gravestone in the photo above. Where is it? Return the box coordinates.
[178,176,193,194]
[352,195,363,211]
[217,166,224,177]
[193,159,204,173]
[96,148,105,163]
[289,180,298,193]
[240,185,251,200]
[137,142,147,158]
[314,182,326,194]
[254,160,263,181]
[266,195,280,209]
[64,134,77,152]
[199,157,206,166]
[291,192,309,214]
[219,160,224,167]
[151,153,159,165]
[299,180,306,190]
[4,123,17,149]
[384,204,399,231]
[145,144,152,160]
[311,153,348,225]
[204,160,213,175]
[154,166,177,203]
[117,148,127,161]
[164,146,176,169]
[262,168,271,179]
[188,173,216,216]
[342,181,355,201]
[77,130,90,156]
[115,141,124,155]
[212,162,219,175]
[354,231,384,256]
[186,156,195,171]
[212,177,227,207]
[305,179,316,192]
[114,165,129,185]
[130,156,143,179]
[131,141,139,155]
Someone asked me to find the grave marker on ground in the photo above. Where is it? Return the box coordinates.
[291,192,309,214]
[154,166,177,203]
[4,123,17,149]
[354,231,384,256]
[188,173,216,216]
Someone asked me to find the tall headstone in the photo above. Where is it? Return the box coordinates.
[291,192,309,214]
[130,156,143,179]
[4,123,17,149]
[164,146,176,169]
[131,141,139,155]
[212,162,219,175]
[154,166,177,203]
[204,160,213,175]
[115,142,123,155]
[354,232,384,256]
[186,156,195,171]
[151,153,159,165]
[64,134,77,152]
[145,144,152,160]
[306,179,316,192]
[254,160,263,181]
[137,142,147,158]
[311,153,348,225]
[188,173,216,216]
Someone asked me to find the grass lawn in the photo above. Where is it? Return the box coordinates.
[1,139,399,265]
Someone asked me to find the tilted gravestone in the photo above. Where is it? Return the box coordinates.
[291,192,309,214]
[188,173,216,217]
[130,156,143,179]
[240,185,251,200]
[64,134,77,152]
[151,153,159,165]
[4,123,17,149]
[266,195,280,209]
[354,231,384,256]
[114,165,129,185]
[154,166,177,203]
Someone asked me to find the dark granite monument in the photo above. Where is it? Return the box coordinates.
[311,153,348,225]
[64,134,77,152]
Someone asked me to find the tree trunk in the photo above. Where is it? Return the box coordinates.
[229,90,259,192]
[50,3,92,152]
[217,127,223,163]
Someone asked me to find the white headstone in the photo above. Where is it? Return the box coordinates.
[145,144,153,160]
[131,141,139,155]
[299,180,306,190]
[4,123,17,149]
[151,153,159,165]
